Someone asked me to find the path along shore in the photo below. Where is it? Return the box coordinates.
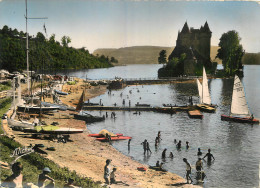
[4,78,199,188]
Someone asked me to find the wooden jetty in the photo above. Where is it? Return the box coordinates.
[83,105,197,113]
[188,110,203,119]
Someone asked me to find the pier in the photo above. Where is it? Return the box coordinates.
[82,105,197,112]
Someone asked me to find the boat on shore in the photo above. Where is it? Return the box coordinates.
[221,75,259,124]
[196,67,216,113]
[135,103,151,107]
[54,89,68,95]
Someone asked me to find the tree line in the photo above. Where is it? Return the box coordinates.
[0,25,117,73]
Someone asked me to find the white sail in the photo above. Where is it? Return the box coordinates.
[230,75,251,116]
[202,67,211,105]
[196,79,202,104]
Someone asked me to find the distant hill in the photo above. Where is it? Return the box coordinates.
[93,46,221,65]
[94,46,260,65]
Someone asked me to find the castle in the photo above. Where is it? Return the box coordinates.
[169,21,212,75]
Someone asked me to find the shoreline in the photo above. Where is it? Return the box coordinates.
[4,78,199,187]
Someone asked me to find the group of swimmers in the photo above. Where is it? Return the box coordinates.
[141,131,216,184]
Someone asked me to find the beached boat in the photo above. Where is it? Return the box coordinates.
[221,75,259,124]
[96,136,132,142]
[22,125,84,134]
[196,67,216,113]
[54,89,68,95]
[88,133,123,138]
[154,107,176,114]
[17,105,59,113]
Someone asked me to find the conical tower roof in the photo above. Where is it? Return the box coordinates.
[203,21,211,32]
[181,22,190,33]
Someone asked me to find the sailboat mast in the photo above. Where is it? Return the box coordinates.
[25,0,30,94]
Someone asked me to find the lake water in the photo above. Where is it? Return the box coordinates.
[65,65,260,188]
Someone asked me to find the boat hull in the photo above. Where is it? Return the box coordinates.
[221,115,259,124]
[88,133,123,138]
[96,136,132,142]
[197,104,216,113]
[17,105,59,113]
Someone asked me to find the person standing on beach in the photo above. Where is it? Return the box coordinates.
[183,158,193,184]
[141,139,147,155]
[104,159,111,185]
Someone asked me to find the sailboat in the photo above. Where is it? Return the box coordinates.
[221,75,259,124]
[196,67,216,113]
[74,89,105,123]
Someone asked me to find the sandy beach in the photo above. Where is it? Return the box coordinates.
[5,79,199,188]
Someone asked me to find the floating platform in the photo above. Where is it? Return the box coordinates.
[188,110,203,119]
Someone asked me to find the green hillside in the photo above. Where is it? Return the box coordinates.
[94,46,221,65]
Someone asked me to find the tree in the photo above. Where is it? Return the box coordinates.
[216,30,244,76]
[158,50,167,65]
[61,36,71,47]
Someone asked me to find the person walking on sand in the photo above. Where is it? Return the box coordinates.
[141,139,147,155]
[104,159,111,185]
[162,148,167,158]
[183,158,193,184]
[203,149,215,162]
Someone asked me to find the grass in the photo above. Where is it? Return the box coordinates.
[0,96,102,187]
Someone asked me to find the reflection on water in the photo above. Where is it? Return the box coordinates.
[77,65,259,188]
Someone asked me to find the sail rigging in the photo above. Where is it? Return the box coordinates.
[230,75,251,116]
[197,67,211,105]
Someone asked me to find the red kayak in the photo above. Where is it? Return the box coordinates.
[96,136,132,142]
[88,133,123,138]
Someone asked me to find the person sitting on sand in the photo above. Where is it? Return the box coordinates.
[104,159,111,184]
[110,168,117,184]
[38,167,55,188]
[3,162,23,188]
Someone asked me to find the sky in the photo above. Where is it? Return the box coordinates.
[0,0,260,53]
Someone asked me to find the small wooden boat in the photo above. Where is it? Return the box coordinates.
[22,125,84,134]
[96,136,132,142]
[54,89,68,95]
[135,103,150,107]
[188,110,203,119]
[88,133,123,137]
[196,104,216,113]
